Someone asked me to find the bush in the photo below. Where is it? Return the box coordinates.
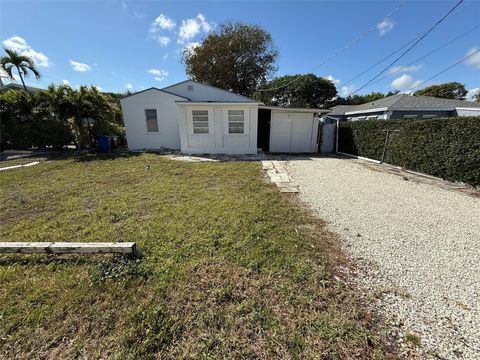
[338,117,480,186]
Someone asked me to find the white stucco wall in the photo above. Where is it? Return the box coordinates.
[269,111,319,153]
[454,108,480,117]
[163,80,256,103]
[178,103,258,154]
[120,89,187,150]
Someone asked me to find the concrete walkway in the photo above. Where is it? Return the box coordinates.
[261,160,298,193]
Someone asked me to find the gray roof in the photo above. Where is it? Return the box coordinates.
[0,83,43,93]
[342,94,480,114]
[327,105,357,115]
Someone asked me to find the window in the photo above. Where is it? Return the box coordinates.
[422,114,437,119]
[403,114,418,119]
[145,109,158,132]
[228,110,244,134]
[192,110,209,134]
[187,85,194,91]
[366,115,378,120]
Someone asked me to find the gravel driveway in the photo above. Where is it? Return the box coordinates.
[285,156,480,359]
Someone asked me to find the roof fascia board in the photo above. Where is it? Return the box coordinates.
[345,107,388,115]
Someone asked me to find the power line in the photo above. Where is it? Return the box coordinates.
[349,0,465,96]
[341,36,420,87]
[257,0,408,92]
[365,24,480,88]
[409,48,480,91]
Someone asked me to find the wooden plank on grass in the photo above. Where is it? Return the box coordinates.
[0,242,141,257]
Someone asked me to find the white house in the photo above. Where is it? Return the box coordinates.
[120,80,329,154]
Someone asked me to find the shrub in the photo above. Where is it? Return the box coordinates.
[338,117,480,186]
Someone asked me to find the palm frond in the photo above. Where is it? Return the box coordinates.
[2,47,42,80]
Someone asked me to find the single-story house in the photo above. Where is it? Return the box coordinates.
[325,93,480,122]
[120,80,329,154]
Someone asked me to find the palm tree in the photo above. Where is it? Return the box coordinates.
[0,48,41,91]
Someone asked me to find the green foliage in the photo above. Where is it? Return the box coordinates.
[414,82,467,100]
[182,21,278,97]
[327,92,387,107]
[90,257,150,286]
[0,85,124,150]
[254,73,337,108]
[0,89,73,149]
[1,48,41,91]
[339,117,480,186]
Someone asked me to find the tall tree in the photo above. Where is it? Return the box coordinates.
[0,48,41,91]
[255,74,337,108]
[182,21,278,97]
[326,92,386,108]
[414,82,467,100]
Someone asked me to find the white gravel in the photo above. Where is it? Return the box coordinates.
[285,157,480,359]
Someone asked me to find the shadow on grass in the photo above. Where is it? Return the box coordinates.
[74,150,144,163]
[0,253,126,267]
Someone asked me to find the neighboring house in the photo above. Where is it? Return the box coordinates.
[0,83,43,93]
[120,80,329,154]
[325,93,480,122]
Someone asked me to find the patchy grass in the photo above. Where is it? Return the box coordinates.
[0,153,392,358]
[404,332,421,347]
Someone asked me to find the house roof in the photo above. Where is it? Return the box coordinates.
[327,105,357,115]
[0,83,43,93]
[341,94,480,115]
[162,79,257,103]
[120,87,190,100]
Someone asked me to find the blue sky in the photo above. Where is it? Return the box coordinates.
[1,1,479,99]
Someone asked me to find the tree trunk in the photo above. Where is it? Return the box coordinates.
[16,66,28,92]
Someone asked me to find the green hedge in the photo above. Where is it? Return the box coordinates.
[338,117,480,186]
[1,116,73,150]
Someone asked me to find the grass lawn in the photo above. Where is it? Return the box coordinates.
[0,153,390,359]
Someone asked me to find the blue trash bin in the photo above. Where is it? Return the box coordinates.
[96,135,111,153]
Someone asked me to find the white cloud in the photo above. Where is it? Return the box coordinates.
[94,85,102,91]
[388,64,422,75]
[0,67,20,81]
[62,79,70,85]
[147,68,168,81]
[182,42,201,56]
[156,36,171,47]
[150,14,176,33]
[197,13,213,32]
[390,74,422,90]
[341,85,356,97]
[125,83,133,90]
[325,75,340,85]
[2,35,50,67]
[178,18,200,43]
[122,2,127,9]
[178,14,213,43]
[69,59,91,72]
[465,47,480,69]
[377,18,395,36]
[163,53,168,61]
[467,87,480,101]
